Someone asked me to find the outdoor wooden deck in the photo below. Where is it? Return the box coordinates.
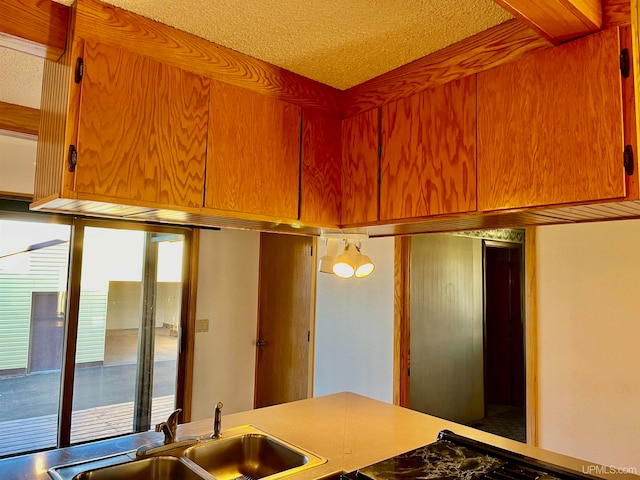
[0,395,175,457]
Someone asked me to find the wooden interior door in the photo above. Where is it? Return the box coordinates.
[75,41,208,207]
[254,233,314,408]
[206,81,301,219]
[381,75,476,221]
[409,234,483,424]
[477,27,625,211]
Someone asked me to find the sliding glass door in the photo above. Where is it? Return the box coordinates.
[0,208,192,457]
[0,216,71,456]
[68,224,187,444]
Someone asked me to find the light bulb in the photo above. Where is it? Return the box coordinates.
[333,244,356,278]
[355,254,374,278]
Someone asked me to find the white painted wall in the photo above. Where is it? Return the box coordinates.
[536,220,640,470]
[191,228,260,420]
[313,237,395,403]
[0,133,36,195]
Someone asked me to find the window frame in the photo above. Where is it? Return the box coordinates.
[0,201,196,455]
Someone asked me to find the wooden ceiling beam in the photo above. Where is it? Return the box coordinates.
[0,0,69,61]
[0,101,40,138]
[492,0,602,44]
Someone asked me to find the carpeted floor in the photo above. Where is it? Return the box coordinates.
[468,404,526,443]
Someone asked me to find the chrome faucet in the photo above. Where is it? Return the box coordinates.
[156,408,181,444]
[136,408,199,458]
[211,402,223,438]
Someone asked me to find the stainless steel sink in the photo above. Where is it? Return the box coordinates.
[49,454,213,480]
[74,456,210,480]
[184,426,326,480]
[49,425,325,480]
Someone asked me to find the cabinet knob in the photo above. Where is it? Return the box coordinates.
[256,340,267,347]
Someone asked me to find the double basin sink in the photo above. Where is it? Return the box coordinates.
[49,425,326,480]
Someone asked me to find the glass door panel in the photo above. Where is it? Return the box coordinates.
[151,238,183,424]
[0,218,71,456]
[70,227,183,444]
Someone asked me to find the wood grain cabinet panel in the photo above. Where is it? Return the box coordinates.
[300,110,342,226]
[206,81,301,219]
[342,110,380,224]
[477,28,625,212]
[75,41,209,208]
[380,76,477,221]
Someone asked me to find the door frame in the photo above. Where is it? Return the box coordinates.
[253,233,317,408]
[393,228,538,445]
[58,218,195,446]
[481,239,524,415]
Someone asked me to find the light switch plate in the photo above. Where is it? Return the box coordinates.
[196,318,209,333]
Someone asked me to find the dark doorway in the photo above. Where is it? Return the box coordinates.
[28,292,65,373]
[477,240,525,441]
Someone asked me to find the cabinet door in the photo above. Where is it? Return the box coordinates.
[75,41,209,208]
[300,110,342,226]
[380,76,476,221]
[477,28,625,211]
[342,110,379,224]
[206,81,301,219]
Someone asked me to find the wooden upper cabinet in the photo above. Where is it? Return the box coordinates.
[300,110,342,226]
[206,81,301,219]
[477,28,625,212]
[380,76,477,221]
[75,41,209,208]
[342,110,380,225]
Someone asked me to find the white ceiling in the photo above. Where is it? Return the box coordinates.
[0,48,43,109]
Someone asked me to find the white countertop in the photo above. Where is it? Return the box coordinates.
[178,392,638,480]
[2,392,637,480]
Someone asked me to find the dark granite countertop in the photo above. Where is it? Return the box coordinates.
[358,440,506,480]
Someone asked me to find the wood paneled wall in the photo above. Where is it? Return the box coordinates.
[409,234,484,424]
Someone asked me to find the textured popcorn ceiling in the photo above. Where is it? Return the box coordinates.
[0,47,44,108]
[94,0,512,89]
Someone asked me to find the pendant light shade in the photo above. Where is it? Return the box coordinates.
[355,253,374,278]
[319,238,339,274]
[319,234,375,280]
[332,244,357,278]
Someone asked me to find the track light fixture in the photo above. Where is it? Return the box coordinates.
[319,234,374,279]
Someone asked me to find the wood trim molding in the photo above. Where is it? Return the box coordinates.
[73,0,341,115]
[341,0,628,117]
[605,0,633,28]
[307,237,318,399]
[342,19,552,117]
[0,101,40,138]
[182,228,199,423]
[0,0,68,61]
[492,0,602,45]
[0,0,630,122]
[0,191,33,201]
[524,227,539,446]
[393,236,411,407]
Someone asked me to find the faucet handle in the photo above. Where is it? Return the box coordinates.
[166,408,182,425]
[212,402,223,439]
[156,408,182,444]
